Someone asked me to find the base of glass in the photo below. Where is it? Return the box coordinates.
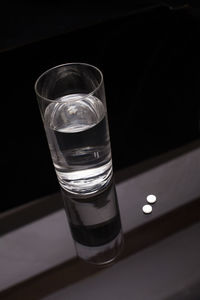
[56,160,113,195]
[74,230,124,266]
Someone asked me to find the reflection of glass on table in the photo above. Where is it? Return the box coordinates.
[61,179,123,265]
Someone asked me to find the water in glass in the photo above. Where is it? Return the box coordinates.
[44,93,112,194]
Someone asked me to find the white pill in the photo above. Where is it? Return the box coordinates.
[142,204,152,214]
[146,194,157,204]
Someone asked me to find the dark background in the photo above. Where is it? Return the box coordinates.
[1,1,200,212]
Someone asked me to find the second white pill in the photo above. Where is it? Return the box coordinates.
[146,194,157,204]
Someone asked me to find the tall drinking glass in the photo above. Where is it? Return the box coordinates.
[35,63,113,195]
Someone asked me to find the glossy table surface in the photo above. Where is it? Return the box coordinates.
[1,141,200,299]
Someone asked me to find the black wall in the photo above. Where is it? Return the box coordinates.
[1,4,200,212]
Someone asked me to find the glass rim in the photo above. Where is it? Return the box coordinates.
[34,62,104,103]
